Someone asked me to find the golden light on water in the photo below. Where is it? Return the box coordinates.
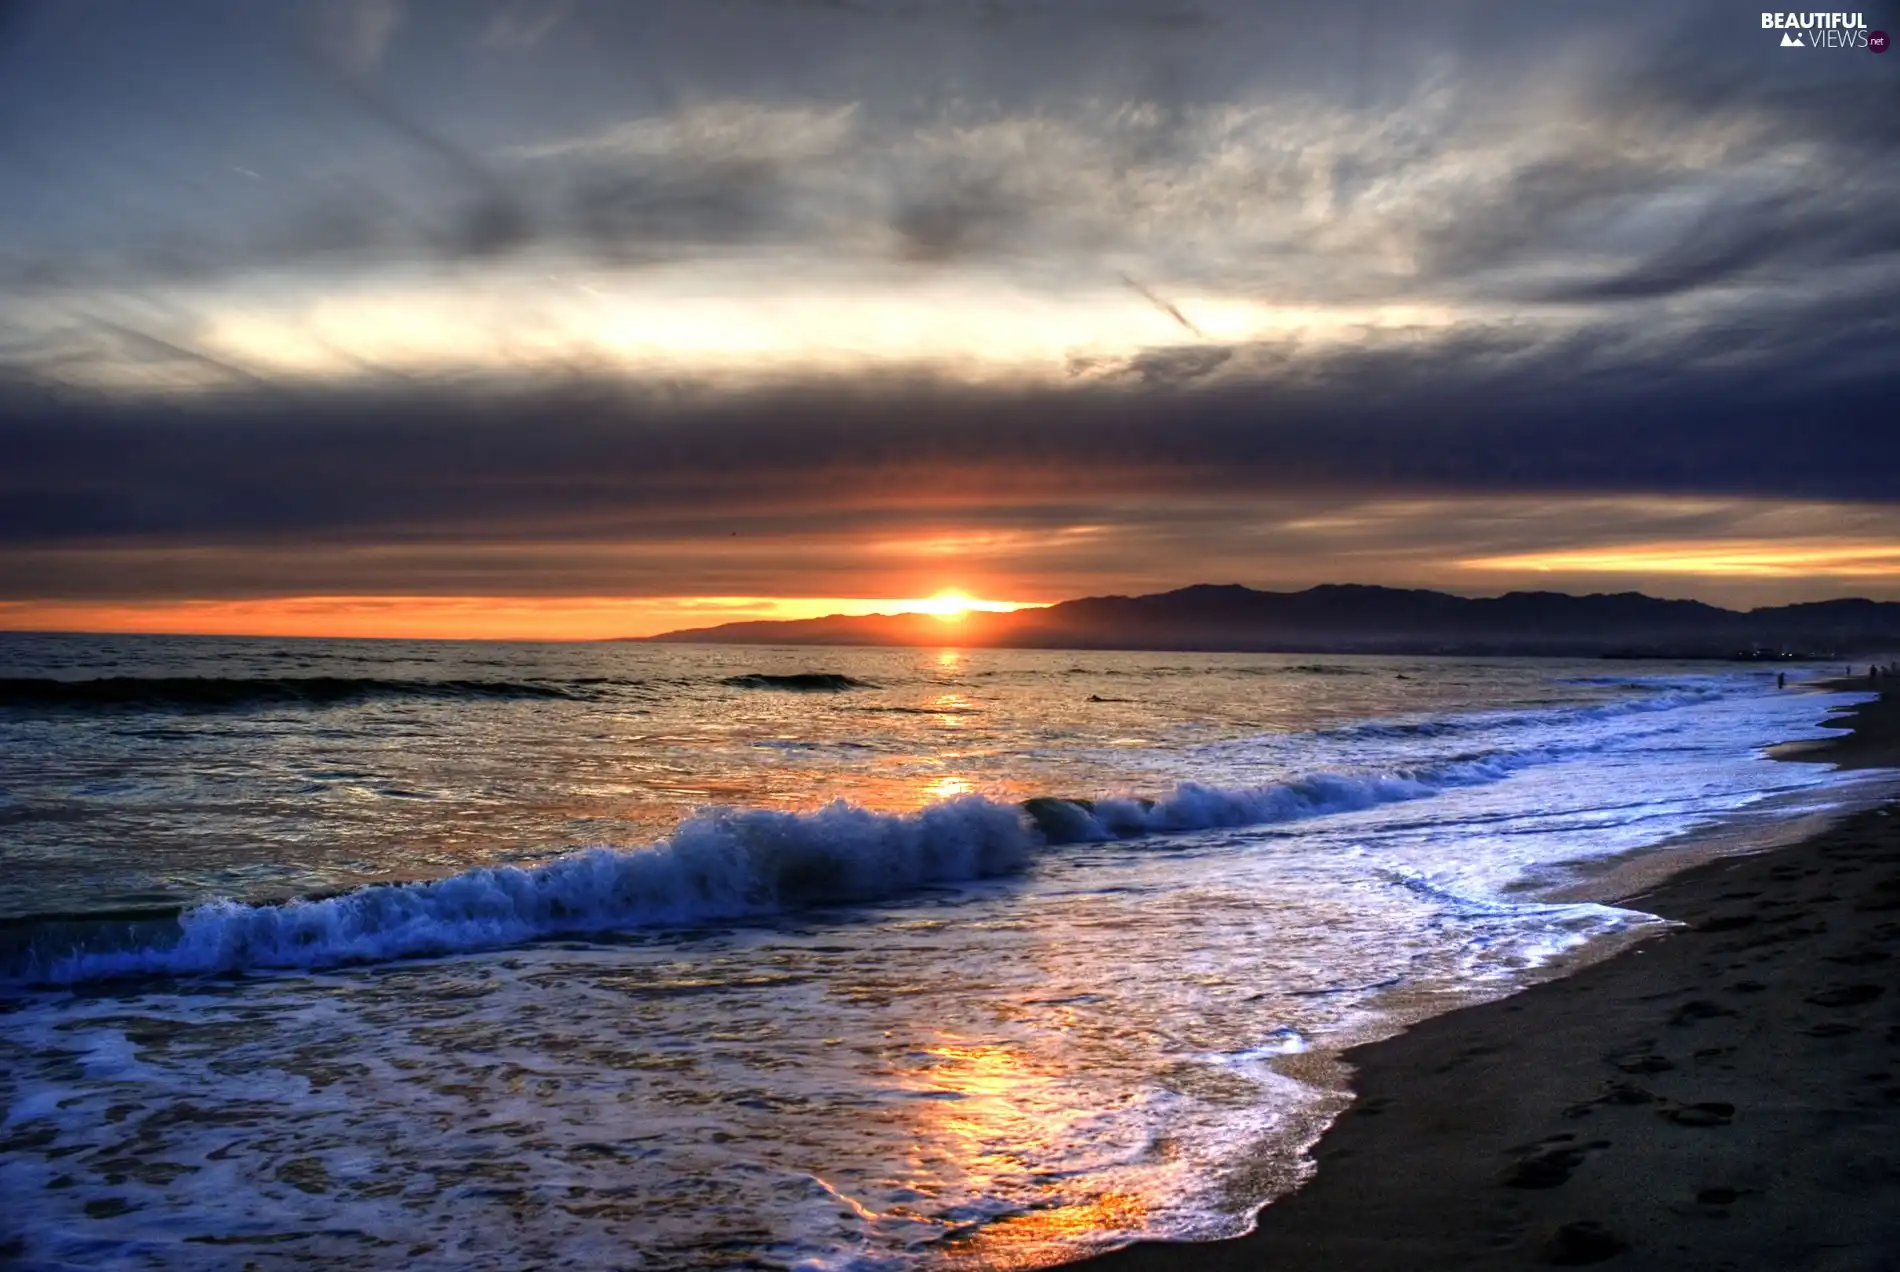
[924,776,974,801]
[951,1193,1152,1269]
[892,1036,1160,1269]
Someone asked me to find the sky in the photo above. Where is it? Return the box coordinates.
[1,0,1897,638]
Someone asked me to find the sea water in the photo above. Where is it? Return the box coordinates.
[0,635,1887,1269]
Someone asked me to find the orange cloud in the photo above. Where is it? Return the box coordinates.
[1458,539,1900,578]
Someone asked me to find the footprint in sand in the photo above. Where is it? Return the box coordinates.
[1822,948,1891,966]
[1661,1101,1735,1127]
[1607,1050,1674,1074]
[1669,999,1737,1026]
[1499,1139,1612,1188]
[1540,1219,1626,1265]
[1805,984,1885,1007]
[1596,1080,1656,1105]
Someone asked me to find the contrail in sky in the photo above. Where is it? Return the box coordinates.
[1118,272,1205,338]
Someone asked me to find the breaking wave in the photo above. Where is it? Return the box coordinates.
[5,748,1549,986]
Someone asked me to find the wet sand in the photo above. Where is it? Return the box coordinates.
[1070,681,1900,1271]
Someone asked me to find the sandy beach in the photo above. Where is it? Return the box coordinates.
[1071,681,1900,1271]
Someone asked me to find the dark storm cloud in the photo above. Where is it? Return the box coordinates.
[2,303,1895,562]
[1121,345,1229,386]
[1541,189,1900,303]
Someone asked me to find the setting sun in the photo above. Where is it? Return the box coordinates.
[888,589,1036,623]
[912,589,976,621]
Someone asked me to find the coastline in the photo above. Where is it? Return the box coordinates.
[1066,680,1900,1270]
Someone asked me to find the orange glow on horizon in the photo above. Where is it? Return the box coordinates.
[0,593,1049,641]
[901,588,1017,622]
[1459,539,1900,578]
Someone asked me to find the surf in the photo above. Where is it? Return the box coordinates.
[9,747,1567,985]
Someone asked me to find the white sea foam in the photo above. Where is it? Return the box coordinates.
[23,762,1569,986]
[30,796,1031,981]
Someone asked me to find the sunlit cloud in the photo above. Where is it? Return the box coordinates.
[7,490,1900,628]
[501,101,861,163]
[1461,540,1900,579]
[46,267,1463,395]
[9,5,1887,398]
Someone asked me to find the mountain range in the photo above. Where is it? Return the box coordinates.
[640,584,1900,657]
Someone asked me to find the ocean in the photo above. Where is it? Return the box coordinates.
[0,634,1887,1270]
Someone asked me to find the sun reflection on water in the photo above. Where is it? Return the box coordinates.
[895,1038,1160,1268]
[949,1193,1153,1270]
[924,776,974,801]
[929,692,972,726]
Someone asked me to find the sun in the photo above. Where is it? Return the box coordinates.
[885,589,1046,624]
[912,588,978,622]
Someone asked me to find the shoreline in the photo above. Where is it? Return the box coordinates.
[1066,680,1900,1270]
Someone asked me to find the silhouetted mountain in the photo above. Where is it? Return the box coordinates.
[640,585,1900,656]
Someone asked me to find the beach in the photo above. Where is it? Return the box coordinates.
[1072,682,1900,1270]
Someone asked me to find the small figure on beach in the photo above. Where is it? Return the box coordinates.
[1778,672,1785,689]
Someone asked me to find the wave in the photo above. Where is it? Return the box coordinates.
[9,798,1033,984]
[721,673,875,692]
[1316,686,1727,742]
[0,676,585,712]
[1021,751,1523,843]
[7,750,1548,986]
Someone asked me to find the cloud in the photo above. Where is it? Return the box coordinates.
[2,303,1895,556]
[502,103,862,255]
[481,0,571,50]
[1120,344,1229,385]
[3,0,1899,608]
[504,101,860,163]
[7,1,1897,310]
[6,473,1899,608]
[323,0,404,74]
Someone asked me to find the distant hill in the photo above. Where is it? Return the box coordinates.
[638,584,1900,657]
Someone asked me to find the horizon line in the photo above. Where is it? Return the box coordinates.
[1,582,1895,643]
